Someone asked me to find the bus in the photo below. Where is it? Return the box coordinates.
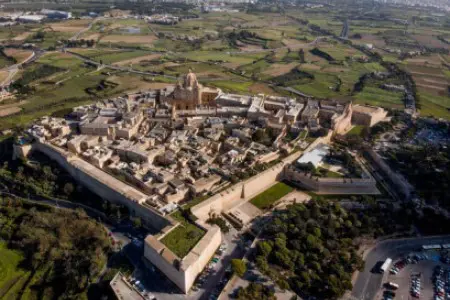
[441,244,450,249]
[380,258,392,273]
[422,244,441,251]
[386,282,399,290]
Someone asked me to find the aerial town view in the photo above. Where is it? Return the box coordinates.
[0,0,449,300]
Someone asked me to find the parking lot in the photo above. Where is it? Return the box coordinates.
[376,250,450,300]
[352,237,450,300]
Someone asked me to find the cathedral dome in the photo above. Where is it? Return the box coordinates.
[183,69,198,89]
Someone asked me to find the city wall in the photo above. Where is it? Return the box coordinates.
[283,166,379,194]
[191,151,302,221]
[144,223,221,293]
[363,149,413,200]
[33,141,173,232]
[190,131,332,221]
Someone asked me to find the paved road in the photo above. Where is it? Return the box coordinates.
[352,235,450,300]
[0,50,38,87]
[340,19,349,39]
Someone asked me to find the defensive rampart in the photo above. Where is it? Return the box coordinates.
[191,133,332,221]
[33,141,173,231]
[283,165,379,194]
[144,222,221,293]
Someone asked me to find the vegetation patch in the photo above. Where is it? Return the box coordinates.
[347,125,367,136]
[162,210,205,258]
[250,182,293,210]
[309,47,335,62]
[0,200,111,299]
[272,68,315,86]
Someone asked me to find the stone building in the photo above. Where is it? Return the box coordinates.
[161,70,221,109]
[352,104,388,127]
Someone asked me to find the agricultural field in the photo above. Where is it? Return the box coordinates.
[0,2,449,130]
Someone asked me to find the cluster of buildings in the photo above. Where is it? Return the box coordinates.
[145,14,180,25]
[0,9,71,24]
[15,70,388,294]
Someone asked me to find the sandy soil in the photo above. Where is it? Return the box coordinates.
[3,48,33,64]
[238,43,264,52]
[50,25,86,33]
[113,54,162,66]
[416,77,449,86]
[356,34,386,48]
[406,55,444,67]
[100,34,157,44]
[282,38,307,50]
[262,62,298,77]
[275,190,311,209]
[0,106,21,116]
[12,32,32,41]
[0,70,9,82]
[416,83,447,92]
[412,34,450,50]
[410,71,447,79]
[248,83,280,95]
[81,33,101,40]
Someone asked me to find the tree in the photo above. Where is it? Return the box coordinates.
[231,259,247,277]
[63,183,74,196]
[132,217,142,228]
[257,241,273,257]
[277,279,290,290]
[256,255,269,272]
[299,48,305,63]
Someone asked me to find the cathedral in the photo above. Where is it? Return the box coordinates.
[161,70,221,109]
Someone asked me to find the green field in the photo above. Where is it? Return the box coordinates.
[347,125,366,136]
[161,210,205,258]
[354,86,404,108]
[0,241,29,299]
[419,92,450,120]
[250,182,293,210]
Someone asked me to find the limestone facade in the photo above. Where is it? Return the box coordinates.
[161,70,221,109]
[352,104,388,127]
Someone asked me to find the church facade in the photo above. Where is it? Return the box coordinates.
[161,70,221,109]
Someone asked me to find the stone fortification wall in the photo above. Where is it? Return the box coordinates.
[363,149,413,200]
[191,133,332,221]
[191,151,300,221]
[34,141,172,231]
[182,223,221,292]
[283,166,378,194]
[143,223,221,293]
[144,237,188,291]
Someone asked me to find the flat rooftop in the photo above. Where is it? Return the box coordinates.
[297,143,329,168]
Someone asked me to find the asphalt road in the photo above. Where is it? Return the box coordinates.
[352,235,450,300]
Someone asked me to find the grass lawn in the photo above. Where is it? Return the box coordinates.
[250,182,293,210]
[347,125,366,136]
[316,167,344,178]
[161,210,205,258]
[0,241,29,299]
